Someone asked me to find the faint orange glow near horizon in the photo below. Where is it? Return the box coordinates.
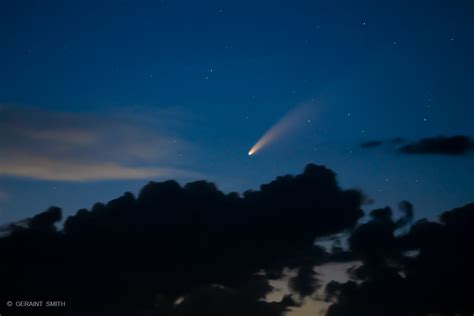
[248,102,316,156]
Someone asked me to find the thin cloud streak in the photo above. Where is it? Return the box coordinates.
[0,156,200,181]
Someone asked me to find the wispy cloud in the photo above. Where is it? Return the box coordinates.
[0,106,200,181]
[359,140,383,149]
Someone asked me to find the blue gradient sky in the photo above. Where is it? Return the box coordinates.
[1,0,473,224]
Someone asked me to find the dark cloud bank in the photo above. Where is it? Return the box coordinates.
[399,135,474,155]
[360,135,474,156]
[1,164,474,316]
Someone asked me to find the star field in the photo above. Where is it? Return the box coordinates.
[0,0,473,225]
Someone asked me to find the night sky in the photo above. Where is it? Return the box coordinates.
[1,0,473,224]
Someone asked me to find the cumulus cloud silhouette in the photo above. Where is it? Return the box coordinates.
[0,164,363,316]
[1,164,474,316]
[0,106,198,181]
[326,202,474,316]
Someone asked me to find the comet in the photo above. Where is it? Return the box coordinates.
[248,102,315,156]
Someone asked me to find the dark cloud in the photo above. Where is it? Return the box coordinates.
[288,265,319,298]
[394,200,414,229]
[28,206,62,233]
[359,140,384,148]
[2,162,474,316]
[398,135,474,155]
[0,164,363,316]
[358,138,406,149]
[326,202,474,316]
[358,135,473,156]
[349,206,397,262]
[390,137,407,144]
